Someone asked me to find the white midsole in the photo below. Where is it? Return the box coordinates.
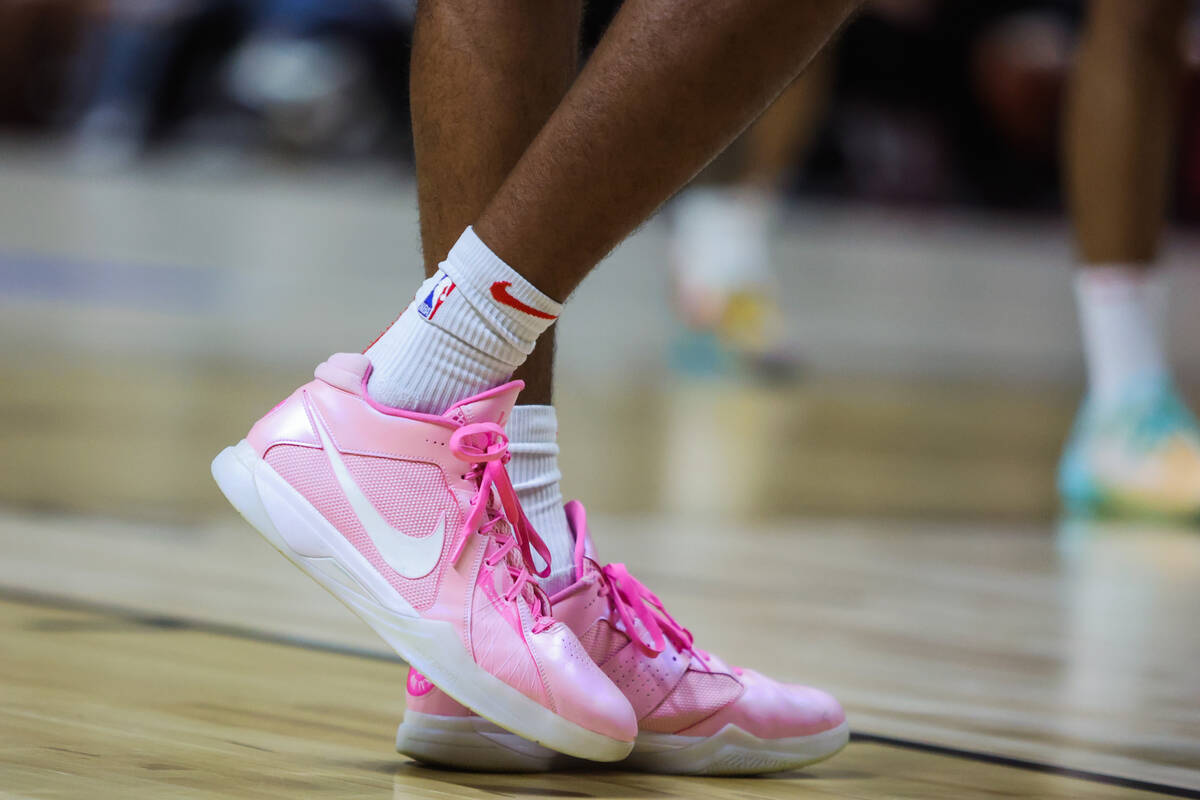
[212,440,632,762]
[396,710,575,773]
[396,709,850,775]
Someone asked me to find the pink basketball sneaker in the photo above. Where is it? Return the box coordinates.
[396,502,848,775]
[211,353,635,761]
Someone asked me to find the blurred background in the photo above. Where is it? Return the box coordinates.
[5,0,1200,524]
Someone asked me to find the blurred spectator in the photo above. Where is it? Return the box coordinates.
[0,0,98,128]
[70,0,414,167]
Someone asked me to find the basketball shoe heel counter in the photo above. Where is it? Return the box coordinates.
[244,352,389,458]
[245,386,318,459]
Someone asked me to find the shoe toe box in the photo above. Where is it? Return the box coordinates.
[530,622,638,743]
[683,668,845,739]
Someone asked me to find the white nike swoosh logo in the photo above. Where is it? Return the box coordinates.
[311,407,444,579]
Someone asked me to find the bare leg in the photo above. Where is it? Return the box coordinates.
[410,0,581,404]
[474,0,861,301]
[740,53,834,189]
[1065,0,1186,265]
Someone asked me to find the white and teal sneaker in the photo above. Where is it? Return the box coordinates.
[1059,378,1200,519]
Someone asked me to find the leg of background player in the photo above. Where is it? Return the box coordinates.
[670,55,833,373]
[740,55,833,188]
[1066,0,1184,265]
[1059,0,1200,518]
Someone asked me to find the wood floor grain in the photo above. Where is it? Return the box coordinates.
[2,509,1197,795]
[1,598,1183,800]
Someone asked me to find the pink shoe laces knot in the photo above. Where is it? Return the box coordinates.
[600,562,710,666]
[447,422,555,630]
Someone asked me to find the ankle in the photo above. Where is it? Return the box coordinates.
[365,228,562,413]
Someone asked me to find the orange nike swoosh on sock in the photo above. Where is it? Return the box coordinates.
[490,281,558,320]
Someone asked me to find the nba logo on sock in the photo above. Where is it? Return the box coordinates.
[418,271,456,321]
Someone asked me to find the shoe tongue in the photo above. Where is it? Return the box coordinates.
[564,500,600,577]
[316,352,371,393]
[443,381,524,426]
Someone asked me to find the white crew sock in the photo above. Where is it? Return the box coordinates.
[506,405,576,595]
[366,227,562,413]
[1074,265,1169,408]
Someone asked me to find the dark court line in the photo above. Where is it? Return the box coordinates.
[850,733,1200,799]
[0,584,402,665]
[3,584,1196,797]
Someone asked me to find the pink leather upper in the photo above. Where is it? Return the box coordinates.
[524,616,635,740]
[407,500,845,741]
[255,353,635,742]
[675,670,845,738]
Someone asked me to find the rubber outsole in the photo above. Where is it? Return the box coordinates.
[211,440,633,763]
[396,711,850,776]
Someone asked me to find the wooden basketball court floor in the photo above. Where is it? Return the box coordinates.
[1,147,1200,797]
[3,501,1199,798]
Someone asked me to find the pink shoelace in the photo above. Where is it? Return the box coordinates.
[599,562,711,667]
[447,422,555,632]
